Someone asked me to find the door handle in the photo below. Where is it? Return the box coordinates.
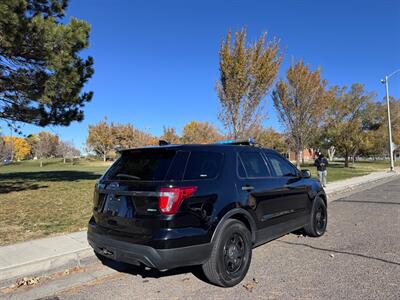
[242,185,255,191]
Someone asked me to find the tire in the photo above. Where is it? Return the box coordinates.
[202,219,252,287]
[304,196,328,237]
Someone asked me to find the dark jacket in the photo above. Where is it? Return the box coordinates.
[314,156,329,171]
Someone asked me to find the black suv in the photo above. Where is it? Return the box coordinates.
[88,141,327,287]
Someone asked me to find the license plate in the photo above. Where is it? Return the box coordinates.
[103,194,134,218]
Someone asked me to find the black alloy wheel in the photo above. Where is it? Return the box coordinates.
[304,196,328,237]
[202,219,252,287]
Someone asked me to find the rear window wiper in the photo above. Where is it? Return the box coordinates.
[115,173,141,180]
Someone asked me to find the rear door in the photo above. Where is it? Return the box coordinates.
[236,150,279,229]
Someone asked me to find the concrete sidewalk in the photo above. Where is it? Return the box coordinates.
[0,169,398,285]
[323,168,399,198]
[0,232,91,284]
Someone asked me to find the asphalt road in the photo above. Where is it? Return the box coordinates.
[8,178,400,300]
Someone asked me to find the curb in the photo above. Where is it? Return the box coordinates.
[0,248,93,286]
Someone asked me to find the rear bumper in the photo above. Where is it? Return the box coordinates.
[87,231,212,270]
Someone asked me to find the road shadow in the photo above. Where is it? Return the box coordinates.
[96,255,209,284]
[278,240,400,266]
[0,171,101,194]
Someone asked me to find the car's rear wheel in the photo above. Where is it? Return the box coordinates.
[202,219,252,287]
[304,196,327,237]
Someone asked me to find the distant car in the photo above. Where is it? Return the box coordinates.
[2,159,12,165]
[88,140,327,287]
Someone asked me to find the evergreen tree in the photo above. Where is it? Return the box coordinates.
[0,0,94,127]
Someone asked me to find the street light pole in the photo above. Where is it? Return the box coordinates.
[381,69,400,172]
[383,75,394,171]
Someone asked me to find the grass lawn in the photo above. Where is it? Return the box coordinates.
[0,159,109,246]
[0,158,397,246]
[300,160,399,182]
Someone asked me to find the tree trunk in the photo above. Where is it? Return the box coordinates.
[351,150,357,165]
[63,157,66,164]
[296,148,301,169]
[40,159,43,167]
[295,135,302,168]
[103,153,106,162]
[344,150,349,167]
[327,146,336,161]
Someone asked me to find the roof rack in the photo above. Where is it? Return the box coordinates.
[216,138,255,146]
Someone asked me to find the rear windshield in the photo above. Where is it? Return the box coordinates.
[105,149,176,181]
[184,151,223,180]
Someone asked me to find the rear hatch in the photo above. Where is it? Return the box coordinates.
[92,146,226,245]
[92,148,188,241]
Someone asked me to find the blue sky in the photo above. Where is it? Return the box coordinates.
[2,0,400,150]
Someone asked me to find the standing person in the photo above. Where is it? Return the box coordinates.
[315,152,329,187]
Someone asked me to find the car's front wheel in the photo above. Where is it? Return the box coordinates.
[304,196,327,237]
[202,219,252,287]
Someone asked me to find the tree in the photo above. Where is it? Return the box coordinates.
[129,128,157,147]
[113,123,156,149]
[272,60,333,168]
[324,84,374,167]
[0,0,94,127]
[181,121,222,144]
[216,29,283,139]
[86,118,114,162]
[2,136,31,160]
[35,131,59,166]
[327,146,336,161]
[384,98,400,152]
[57,140,80,163]
[160,126,180,144]
[87,119,157,161]
[252,126,287,154]
[26,133,39,159]
[359,97,400,158]
[0,134,8,161]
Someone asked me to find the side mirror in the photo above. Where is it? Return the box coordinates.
[301,169,311,178]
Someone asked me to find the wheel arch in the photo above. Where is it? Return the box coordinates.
[211,208,257,244]
[317,191,328,207]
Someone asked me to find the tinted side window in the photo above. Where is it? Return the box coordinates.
[239,152,270,177]
[184,151,223,180]
[268,154,298,177]
[237,156,247,177]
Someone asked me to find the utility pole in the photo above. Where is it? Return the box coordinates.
[381,69,400,172]
[383,76,394,171]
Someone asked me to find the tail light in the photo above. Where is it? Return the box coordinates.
[159,186,197,215]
